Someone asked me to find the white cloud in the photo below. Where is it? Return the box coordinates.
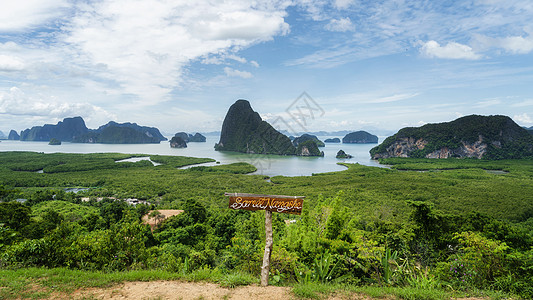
[201,55,260,68]
[511,99,533,107]
[366,93,420,104]
[420,40,482,60]
[284,46,360,68]
[224,67,253,79]
[325,17,355,32]
[0,55,25,71]
[514,113,533,125]
[0,0,70,32]
[475,32,533,54]
[500,35,533,54]
[292,1,533,67]
[0,87,115,122]
[328,120,353,128]
[475,99,501,108]
[260,113,276,121]
[226,55,248,64]
[334,0,354,10]
[191,8,289,41]
[294,0,329,21]
[60,0,289,103]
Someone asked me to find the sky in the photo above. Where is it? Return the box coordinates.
[1,0,533,137]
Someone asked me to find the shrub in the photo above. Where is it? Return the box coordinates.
[436,231,509,289]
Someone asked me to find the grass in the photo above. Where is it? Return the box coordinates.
[2,152,532,222]
[292,283,472,300]
[292,282,341,299]
[0,267,258,299]
[217,271,258,288]
[0,267,519,299]
[355,286,451,300]
[0,267,180,299]
[292,284,522,300]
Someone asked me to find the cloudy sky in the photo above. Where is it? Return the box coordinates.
[1,0,533,136]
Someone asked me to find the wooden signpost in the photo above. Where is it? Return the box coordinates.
[225,193,304,286]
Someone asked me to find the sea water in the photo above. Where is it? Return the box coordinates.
[0,136,385,177]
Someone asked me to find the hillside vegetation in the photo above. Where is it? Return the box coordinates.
[371,115,533,159]
[0,152,532,299]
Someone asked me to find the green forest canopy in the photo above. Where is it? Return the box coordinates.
[0,152,532,298]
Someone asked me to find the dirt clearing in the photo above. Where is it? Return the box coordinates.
[73,281,293,299]
[69,281,371,300]
[60,281,488,300]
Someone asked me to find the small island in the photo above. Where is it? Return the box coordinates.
[169,136,187,148]
[324,138,340,143]
[48,138,61,145]
[173,132,206,142]
[336,150,353,159]
[189,133,206,142]
[293,134,325,147]
[296,140,324,156]
[343,131,378,144]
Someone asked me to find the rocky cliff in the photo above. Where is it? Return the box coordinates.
[18,117,167,144]
[48,138,61,145]
[8,130,20,140]
[170,136,187,148]
[215,100,301,155]
[73,121,166,144]
[20,117,89,142]
[174,132,189,142]
[189,133,207,142]
[173,132,206,142]
[343,131,378,143]
[370,115,533,159]
[296,140,324,156]
[336,150,353,159]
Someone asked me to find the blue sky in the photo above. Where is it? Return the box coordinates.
[1,0,533,136]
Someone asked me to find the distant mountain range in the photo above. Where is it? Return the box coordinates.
[371,115,533,159]
[17,117,167,144]
[279,129,394,137]
[188,129,391,138]
[20,117,90,142]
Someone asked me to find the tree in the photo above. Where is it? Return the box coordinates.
[0,185,19,201]
[149,210,166,229]
[184,198,207,224]
[0,201,31,231]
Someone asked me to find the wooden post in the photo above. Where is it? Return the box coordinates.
[224,193,304,287]
[261,210,273,286]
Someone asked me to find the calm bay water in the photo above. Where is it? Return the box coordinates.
[0,136,384,177]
